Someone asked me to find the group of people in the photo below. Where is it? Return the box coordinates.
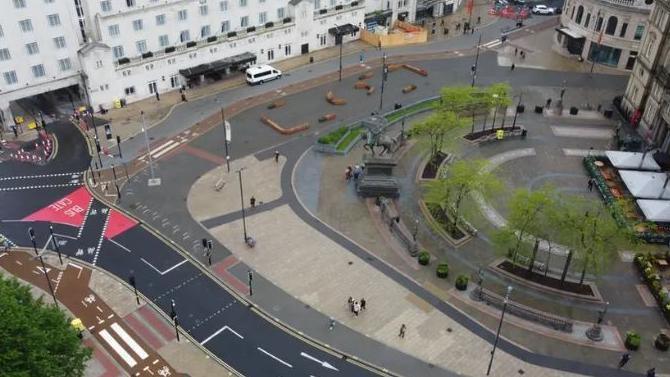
[347,296,367,316]
[345,164,364,182]
[618,352,657,376]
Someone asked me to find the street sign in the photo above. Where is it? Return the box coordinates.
[104,124,112,140]
[224,121,231,142]
[148,178,162,186]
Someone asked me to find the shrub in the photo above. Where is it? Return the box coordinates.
[317,126,348,145]
[436,263,449,278]
[455,275,469,290]
[625,331,641,351]
[418,251,430,266]
[655,333,670,351]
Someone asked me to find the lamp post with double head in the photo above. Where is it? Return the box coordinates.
[486,286,513,375]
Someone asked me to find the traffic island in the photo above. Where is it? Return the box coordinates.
[260,115,310,135]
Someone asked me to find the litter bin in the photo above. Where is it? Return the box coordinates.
[516,104,525,113]
[604,109,613,118]
[309,56,314,63]
[245,236,256,248]
[113,99,122,109]
[534,106,543,114]
[570,107,579,115]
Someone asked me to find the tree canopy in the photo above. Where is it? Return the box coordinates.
[0,275,91,377]
[412,111,468,160]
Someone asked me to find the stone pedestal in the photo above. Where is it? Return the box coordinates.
[356,156,399,197]
[585,325,604,341]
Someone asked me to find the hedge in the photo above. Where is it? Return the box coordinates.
[436,263,449,278]
[317,126,348,145]
[625,331,641,351]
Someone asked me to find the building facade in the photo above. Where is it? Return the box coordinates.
[555,0,652,71]
[622,0,670,150]
[0,0,370,128]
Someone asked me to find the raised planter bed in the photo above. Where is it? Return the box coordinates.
[267,99,286,109]
[634,253,670,324]
[315,125,363,154]
[418,200,472,247]
[318,113,336,122]
[402,84,417,94]
[419,151,448,180]
[463,126,526,143]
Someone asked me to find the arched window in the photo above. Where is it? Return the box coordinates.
[606,16,618,35]
[571,6,575,19]
[575,6,584,24]
[585,13,591,28]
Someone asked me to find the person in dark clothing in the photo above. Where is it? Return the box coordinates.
[617,353,631,369]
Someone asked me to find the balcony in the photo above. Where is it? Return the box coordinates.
[314,0,365,18]
[598,0,653,11]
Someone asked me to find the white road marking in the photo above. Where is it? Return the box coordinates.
[148,140,176,156]
[54,232,77,240]
[551,126,612,139]
[140,258,187,275]
[93,211,111,265]
[257,347,292,368]
[152,141,181,159]
[562,148,606,157]
[481,39,501,48]
[77,198,95,238]
[300,352,339,371]
[68,262,84,279]
[0,183,83,191]
[109,238,132,253]
[201,325,244,345]
[0,171,85,181]
[99,329,138,367]
[111,322,149,360]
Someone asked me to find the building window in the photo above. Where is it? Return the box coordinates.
[584,13,591,28]
[259,12,267,24]
[277,7,285,19]
[588,42,621,66]
[267,49,274,60]
[159,34,169,47]
[112,45,124,58]
[634,24,645,40]
[3,71,18,85]
[220,1,228,10]
[124,86,136,95]
[26,42,39,55]
[109,24,120,37]
[201,25,211,37]
[13,0,26,8]
[180,30,190,42]
[284,44,291,56]
[58,58,72,71]
[575,6,583,24]
[178,9,188,21]
[156,14,166,25]
[605,16,617,35]
[620,23,628,38]
[170,75,179,88]
[221,21,230,32]
[200,5,208,15]
[240,16,248,27]
[240,0,247,6]
[0,49,10,61]
[136,40,147,54]
[595,16,603,32]
[32,64,46,78]
[643,33,656,58]
[53,36,66,48]
[126,0,135,6]
[315,0,321,8]
[0,25,4,37]
[101,1,112,12]
[95,60,103,68]
[570,6,575,19]
[133,19,143,31]
[48,14,61,26]
[19,19,33,32]
[319,34,326,45]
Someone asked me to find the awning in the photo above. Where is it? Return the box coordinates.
[556,27,585,39]
[637,199,670,222]
[179,52,257,78]
[619,170,670,199]
[606,151,661,171]
[328,24,360,36]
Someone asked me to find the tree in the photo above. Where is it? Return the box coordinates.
[424,159,501,235]
[439,86,490,134]
[486,83,512,130]
[0,275,91,377]
[493,187,557,274]
[412,110,467,163]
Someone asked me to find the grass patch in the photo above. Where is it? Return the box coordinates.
[385,99,439,123]
[336,127,363,151]
[318,126,349,145]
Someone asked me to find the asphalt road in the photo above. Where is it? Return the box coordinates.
[0,122,382,377]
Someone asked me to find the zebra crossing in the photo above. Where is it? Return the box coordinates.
[480,39,502,49]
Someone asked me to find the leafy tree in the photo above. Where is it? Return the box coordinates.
[487,83,512,130]
[493,187,557,274]
[424,159,501,235]
[439,86,490,134]
[0,275,91,377]
[412,111,467,163]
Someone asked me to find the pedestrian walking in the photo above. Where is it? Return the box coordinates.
[155,91,160,101]
[440,19,444,26]
[471,27,475,34]
[514,47,518,56]
[477,16,481,24]
[510,63,515,71]
[520,50,525,59]
[456,23,461,31]
[444,27,449,36]
[618,353,631,369]
[250,196,256,208]
[546,98,552,108]
[329,317,335,330]
[359,50,365,64]
[11,125,18,137]
[274,150,280,163]
[3,239,10,253]
[353,164,361,180]
[353,301,361,316]
[646,368,655,377]
[345,166,352,181]
[398,324,406,338]
[181,93,187,102]
[587,178,594,192]
[360,298,366,310]
[348,297,354,312]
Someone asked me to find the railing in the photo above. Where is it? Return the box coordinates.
[314,0,365,17]
[471,286,574,332]
[599,0,653,10]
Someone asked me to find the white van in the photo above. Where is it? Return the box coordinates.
[245,65,282,85]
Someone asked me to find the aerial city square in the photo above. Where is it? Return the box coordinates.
[1,0,670,376]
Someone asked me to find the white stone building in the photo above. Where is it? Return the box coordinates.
[1,0,366,127]
[555,0,652,71]
[621,0,670,150]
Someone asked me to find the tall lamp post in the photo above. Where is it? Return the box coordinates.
[486,286,513,376]
[28,227,59,309]
[333,24,344,82]
[590,11,604,74]
[236,168,249,243]
[248,270,254,296]
[220,107,231,173]
[512,91,523,130]
[141,111,160,186]
[170,299,180,342]
[48,225,63,265]
[379,52,388,112]
[471,34,482,88]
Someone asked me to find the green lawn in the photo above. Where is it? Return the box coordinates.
[317,126,349,145]
[336,127,363,151]
[385,99,439,123]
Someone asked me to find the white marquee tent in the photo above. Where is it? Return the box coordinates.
[637,199,670,222]
[618,170,670,199]
[605,151,661,171]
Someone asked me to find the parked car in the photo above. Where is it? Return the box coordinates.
[532,4,556,14]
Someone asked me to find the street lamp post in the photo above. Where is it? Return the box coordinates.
[48,225,63,265]
[140,111,160,186]
[591,11,603,74]
[237,168,249,242]
[111,164,121,201]
[28,227,38,256]
[333,24,343,82]
[170,299,180,342]
[28,227,59,308]
[586,301,609,341]
[220,107,231,173]
[512,92,523,130]
[129,275,140,305]
[412,218,419,241]
[486,286,513,375]
[491,94,499,130]
[471,33,482,88]
[379,52,388,112]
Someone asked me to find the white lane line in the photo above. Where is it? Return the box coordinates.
[482,39,501,48]
[0,171,85,181]
[140,258,187,275]
[149,140,176,156]
[551,126,612,139]
[202,325,244,345]
[77,198,95,238]
[563,148,606,157]
[111,322,149,360]
[54,232,78,240]
[0,183,83,191]
[301,352,339,371]
[92,211,111,265]
[257,347,293,368]
[99,329,138,367]
[109,238,132,253]
[152,141,181,159]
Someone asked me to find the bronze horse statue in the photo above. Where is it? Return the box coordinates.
[363,125,398,156]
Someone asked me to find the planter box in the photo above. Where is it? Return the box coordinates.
[117,57,130,65]
[227,31,237,38]
[314,126,362,155]
[283,17,292,23]
[246,26,256,33]
[186,41,197,48]
[207,36,218,42]
[265,22,274,28]
[141,52,154,59]
[164,46,176,53]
